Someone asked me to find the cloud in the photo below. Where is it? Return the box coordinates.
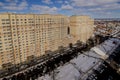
[88,3,120,12]
[55,1,63,4]
[1,0,28,10]
[30,5,58,14]
[71,0,120,7]
[5,0,18,3]
[66,0,120,18]
[42,0,53,4]
[95,0,119,4]
[61,4,73,10]
[0,2,4,6]
[64,1,69,4]
[0,0,119,18]
[103,3,120,10]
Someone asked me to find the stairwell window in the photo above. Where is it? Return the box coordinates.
[67,27,70,35]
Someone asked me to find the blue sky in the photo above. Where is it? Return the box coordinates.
[0,0,120,18]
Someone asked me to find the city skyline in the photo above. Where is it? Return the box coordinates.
[0,0,120,18]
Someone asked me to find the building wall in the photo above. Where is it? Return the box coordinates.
[70,15,94,43]
[0,13,94,69]
[0,13,15,69]
[0,13,69,69]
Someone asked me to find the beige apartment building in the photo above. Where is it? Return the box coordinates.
[0,13,94,69]
[70,15,94,43]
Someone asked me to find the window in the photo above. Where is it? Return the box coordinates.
[2,23,5,25]
[12,19,14,21]
[67,27,70,35]
[16,19,19,21]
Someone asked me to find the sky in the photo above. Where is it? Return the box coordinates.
[0,0,120,18]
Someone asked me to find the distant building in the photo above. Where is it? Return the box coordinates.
[0,13,94,70]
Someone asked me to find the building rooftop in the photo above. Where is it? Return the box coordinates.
[37,38,120,80]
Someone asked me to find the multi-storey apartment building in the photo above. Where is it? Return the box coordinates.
[0,13,69,69]
[0,13,94,70]
[70,15,94,43]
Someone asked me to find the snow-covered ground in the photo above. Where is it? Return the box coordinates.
[37,38,120,80]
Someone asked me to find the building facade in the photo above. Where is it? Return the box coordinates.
[0,13,94,69]
[70,15,94,43]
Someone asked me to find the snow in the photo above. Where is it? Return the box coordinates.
[38,74,51,80]
[37,38,120,80]
[56,64,80,80]
[91,47,108,59]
